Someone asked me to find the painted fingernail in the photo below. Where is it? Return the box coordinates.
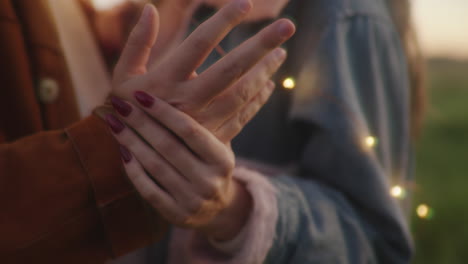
[134,91,155,108]
[278,20,294,37]
[105,114,125,134]
[111,96,132,117]
[119,145,132,163]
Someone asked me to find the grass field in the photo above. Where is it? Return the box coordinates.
[412,58,468,264]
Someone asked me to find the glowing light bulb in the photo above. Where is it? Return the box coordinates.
[390,185,406,199]
[416,204,434,220]
[364,136,377,148]
[282,77,296,90]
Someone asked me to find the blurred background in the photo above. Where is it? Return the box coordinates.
[411,0,468,263]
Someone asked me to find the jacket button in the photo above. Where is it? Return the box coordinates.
[38,78,60,103]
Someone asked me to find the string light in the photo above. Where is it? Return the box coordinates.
[282,77,296,90]
[364,136,377,149]
[390,185,406,199]
[416,204,434,220]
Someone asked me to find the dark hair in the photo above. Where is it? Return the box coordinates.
[386,0,426,138]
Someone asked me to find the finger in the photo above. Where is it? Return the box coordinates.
[107,100,203,178]
[117,145,188,223]
[198,48,286,130]
[110,97,226,197]
[106,114,202,211]
[188,18,295,105]
[157,0,252,81]
[131,91,231,166]
[128,138,203,214]
[215,80,275,143]
[113,4,159,84]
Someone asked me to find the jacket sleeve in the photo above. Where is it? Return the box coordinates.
[0,115,167,263]
[264,15,413,263]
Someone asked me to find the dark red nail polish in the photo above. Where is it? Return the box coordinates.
[119,145,132,163]
[134,91,155,108]
[105,114,125,134]
[111,96,132,117]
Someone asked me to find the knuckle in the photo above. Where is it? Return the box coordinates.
[200,176,227,200]
[169,99,193,114]
[232,84,252,106]
[259,86,273,103]
[191,35,213,52]
[238,84,252,102]
[180,122,200,140]
[264,54,280,72]
[231,121,244,137]
[221,61,244,81]
[200,182,218,200]
[218,155,235,176]
[237,110,251,127]
[186,199,202,214]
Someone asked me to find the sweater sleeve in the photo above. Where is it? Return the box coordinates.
[0,115,167,263]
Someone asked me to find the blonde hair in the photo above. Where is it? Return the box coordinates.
[386,0,426,138]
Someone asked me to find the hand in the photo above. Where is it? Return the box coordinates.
[111,0,295,142]
[148,0,201,60]
[105,88,274,239]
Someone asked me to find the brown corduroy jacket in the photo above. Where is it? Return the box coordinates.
[0,0,166,263]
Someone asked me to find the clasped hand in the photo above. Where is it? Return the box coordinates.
[103,0,295,241]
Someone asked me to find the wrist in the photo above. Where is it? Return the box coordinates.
[200,179,252,241]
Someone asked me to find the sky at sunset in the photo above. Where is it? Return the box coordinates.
[92,0,468,59]
[413,0,468,59]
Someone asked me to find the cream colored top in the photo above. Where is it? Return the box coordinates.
[47,0,112,118]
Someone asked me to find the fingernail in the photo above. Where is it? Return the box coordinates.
[275,48,287,61]
[278,20,294,37]
[105,114,125,134]
[140,4,152,24]
[111,96,132,117]
[267,80,275,89]
[237,0,251,13]
[134,91,155,108]
[119,145,132,163]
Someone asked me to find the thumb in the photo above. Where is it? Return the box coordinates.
[113,4,159,84]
